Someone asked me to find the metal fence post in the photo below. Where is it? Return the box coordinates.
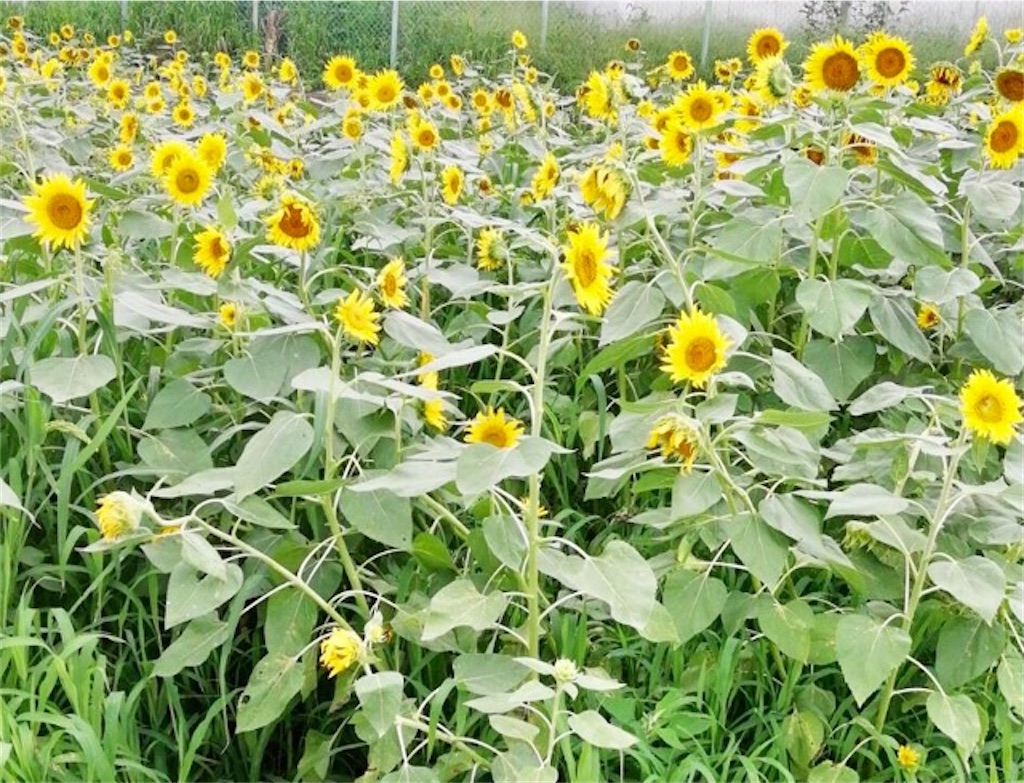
[252,0,259,39]
[120,0,127,31]
[540,0,549,53]
[699,0,713,73]
[390,0,399,68]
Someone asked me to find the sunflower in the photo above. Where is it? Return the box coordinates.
[165,152,212,206]
[470,88,492,115]
[845,132,877,165]
[197,132,227,171]
[342,110,363,140]
[917,303,940,330]
[241,71,264,103]
[804,35,860,93]
[323,54,358,90]
[243,50,260,69]
[860,32,914,88]
[960,369,1022,445]
[107,33,120,47]
[747,28,787,64]
[580,71,616,122]
[23,173,94,250]
[647,413,700,473]
[109,144,134,172]
[95,492,143,541]
[266,193,320,251]
[562,222,615,315]
[661,309,732,389]
[164,29,177,45]
[665,50,695,81]
[580,164,627,221]
[995,68,1024,103]
[172,101,195,128]
[368,69,403,110]
[752,56,793,105]
[106,78,130,109]
[377,257,408,309]
[925,62,963,104]
[335,289,381,345]
[193,226,231,278]
[897,745,920,773]
[410,118,439,151]
[965,16,988,56]
[320,628,363,677]
[476,228,506,271]
[465,407,524,449]
[984,108,1024,168]
[218,302,238,329]
[441,165,464,204]
[1007,29,1023,44]
[512,30,528,50]
[660,121,694,167]
[673,80,725,131]
[150,139,189,178]
[530,152,560,201]
[389,130,408,184]
[87,56,112,87]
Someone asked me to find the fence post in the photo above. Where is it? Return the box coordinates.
[120,0,127,31]
[699,0,713,73]
[540,0,549,53]
[390,0,400,68]
[252,0,259,39]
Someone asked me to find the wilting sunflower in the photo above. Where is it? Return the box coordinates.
[109,144,134,172]
[925,62,963,104]
[860,32,914,88]
[193,226,231,278]
[965,15,988,56]
[476,227,506,271]
[661,308,732,389]
[647,413,700,473]
[106,78,130,109]
[94,492,144,541]
[665,50,695,81]
[197,132,227,171]
[747,27,787,64]
[960,369,1022,445]
[389,130,408,184]
[465,407,524,449]
[441,165,464,204]
[368,68,403,110]
[562,222,615,315]
[752,56,793,105]
[845,133,877,165]
[266,193,320,251]
[377,257,408,309]
[804,35,860,93]
[917,303,940,330]
[335,289,381,345]
[660,121,694,167]
[320,628,363,677]
[995,67,1024,103]
[531,152,560,200]
[984,109,1024,168]
[165,153,212,206]
[323,55,358,90]
[150,139,189,178]
[673,80,725,131]
[23,173,94,250]
[579,164,627,221]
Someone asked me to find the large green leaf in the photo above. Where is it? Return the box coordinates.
[772,350,837,411]
[784,159,849,223]
[726,513,789,587]
[264,590,318,658]
[340,487,412,550]
[927,556,1006,624]
[869,296,931,362]
[926,691,981,758]
[455,437,565,495]
[152,614,231,677]
[835,614,911,705]
[913,267,980,305]
[30,355,116,404]
[233,412,314,499]
[757,597,814,663]
[964,308,1024,376]
[599,280,666,346]
[355,672,406,739]
[453,654,529,696]
[567,711,638,750]
[795,279,873,340]
[662,570,728,645]
[856,192,947,266]
[420,579,508,641]
[804,337,875,402]
[165,562,244,629]
[236,653,304,733]
[935,615,1005,689]
[143,378,211,430]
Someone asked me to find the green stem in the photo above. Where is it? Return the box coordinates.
[794,214,825,360]
[953,204,971,380]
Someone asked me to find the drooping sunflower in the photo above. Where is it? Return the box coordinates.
[368,68,403,110]
[672,80,726,131]
[647,413,700,473]
[925,62,963,104]
[804,35,860,94]
[960,368,1022,445]
[747,27,787,64]
[984,108,1024,168]
[579,164,627,221]
[465,407,524,449]
[164,152,212,206]
[665,50,695,81]
[377,257,408,309]
[323,55,358,91]
[965,15,988,56]
[389,130,408,184]
[23,173,94,250]
[531,152,560,200]
[266,193,321,251]
[661,308,732,389]
[860,32,914,88]
[562,222,615,315]
[476,227,505,271]
[441,165,464,205]
[320,628,363,677]
[193,226,231,278]
[95,492,143,541]
[197,132,227,171]
[752,56,793,105]
[109,144,134,172]
[995,67,1024,103]
[660,121,694,168]
[335,289,381,345]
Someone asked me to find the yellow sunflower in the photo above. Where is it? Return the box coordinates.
[747,27,788,64]
[965,16,988,56]
[512,30,528,50]
[218,302,238,329]
[389,130,408,184]
[579,164,627,221]
[410,118,439,151]
[441,165,463,204]
[476,227,506,271]
[673,80,725,131]
[647,413,700,473]
[995,68,1024,103]
[471,87,493,114]
[172,101,195,128]
[266,193,321,251]
[164,29,177,45]
[165,153,212,207]
[323,54,358,90]
[335,289,381,345]
[377,257,408,309]
[150,139,189,178]
[804,35,861,93]
[917,303,940,330]
[665,50,695,81]
[342,110,364,141]
[87,56,112,87]
[106,78,130,109]
[465,407,524,449]
[984,108,1024,168]
[860,32,914,88]
[23,173,94,250]
[368,69,403,110]
[1006,28,1022,44]
[562,222,615,315]
[580,70,616,122]
[193,226,231,278]
[241,72,264,103]
[661,308,732,389]
[197,132,227,171]
[95,492,143,541]
[531,152,560,200]
[243,50,260,69]
[960,369,1022,445]
[320,628,363,677]
[660,121,694,168]
[109,144,134,172]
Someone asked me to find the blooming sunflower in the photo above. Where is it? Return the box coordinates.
[580,164,627,221]
[531,152,560,200]
[368,69,403,110]
[673,80,726,131]
[965,16,988,56]
[661,309,732,389]
[984,108,1024,169]
[960,369,1022,445]
[150,140,190,180]
[165,152,212,206]
[747,28,787,64]
[860,32,914,88]
[218,302,238,329]
[465,407,524,449]
[120,113,138,144]
[389,130,408,184]
[323,55,358,90]
[266,193,320,251]
[752,56,793,106]
[241,72,264,103]
[410,118,439,151]
[512,30,528,50]
[471,88,493,114]
[1007,28,1023,44]
[441,165,464,204]
[995,68,1024,103]
[342,110,363,140]
[580,70,616,122]
[242,50,260,69]
[665,50,695,81]
[87,56,112,87]
[917,303,940,330]
[164,29,177,45]
[106,78,130,109]
[109,144,134,172]
[804,35,860,94]
[335,289,381,345]
[562,222,615,315]
[23,173,94,250]
[172,101,195,128]
[197,132,227,171]
[647,414,700,473]
[660,121,694,168]
[320,628,363,677]
[418,353,448,431]
[476,227,505,271]
[193,226,231,278]
[896,745,920,772]
[377,256,408,309]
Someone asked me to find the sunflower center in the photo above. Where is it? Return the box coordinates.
[876,47,906,78]
[377,84,396,103]
[479,423,511,448]
[575,249,597,286]
[974,394,1003,423]
[997,71,1024,102]
[991,120,1019,153]
[279,205,311,238]
[757,37,780,57]
[418,129,435,147]
[822,51,859,90]
[209,237,225,259]
[176,169,199,193]
[47,193,83,230]
[685,337,717,372]
[672,54,689,72]
[382,274,397,297]
[689,98,713,122]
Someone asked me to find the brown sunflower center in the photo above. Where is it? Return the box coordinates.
[689,97,714,123]
[875,47,906,78]
[279,204,311,238]
[822,51,859,90]
[47,193,83,230]
[757,36,781,57]
[575,249,597,286]
[685,337,717,372]
[418,129,436,147]
[974,394,1003,423]
[209,237,225,259]
[97,65,109,81]
[672,54,690,72]
[382,274,397,297]
[996,71,1024,102]
[991,120,1019,153]
[376,84,396,103]
[176,168,200,193]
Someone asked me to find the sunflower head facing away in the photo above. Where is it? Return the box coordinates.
[319,628,363,678]
[960,369,1022,445]
[661,308,732,389]
[647,413,701,473]
[465,407,525,449]
[804,35,861,94]
[23,173,94,250]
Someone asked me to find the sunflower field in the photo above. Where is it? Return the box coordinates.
[2,11,1024,783]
